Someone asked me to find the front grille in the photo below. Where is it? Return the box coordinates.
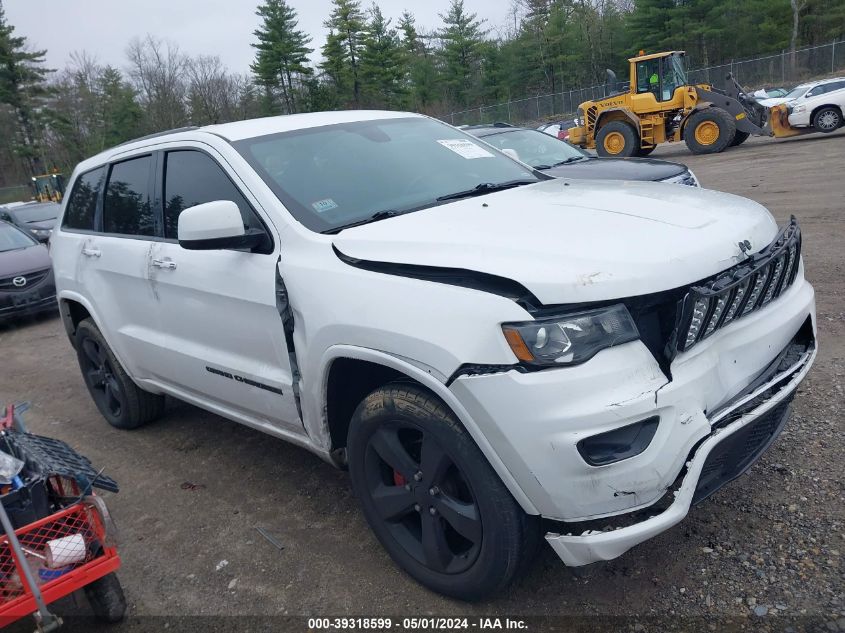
[693,395,793,505]
[677,217,801,352]
[0,268,50,292]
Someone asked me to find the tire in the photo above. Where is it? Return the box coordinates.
[347,384,541,601]
[595,121,638,157]
[75,318,165,429]
[730,130,750,146]
[636,145,656,157]
[813,106,842,133]
[684,108,736,154]
[84,572,127,622]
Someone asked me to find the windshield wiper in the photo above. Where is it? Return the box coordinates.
[550,156,587,167]
[435,179,536,202]
[323,209,403,234]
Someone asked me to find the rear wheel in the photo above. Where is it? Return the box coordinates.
[347,384,541,601]
[730,130,750,146]
[813,106,842,133]
[75,318,165,429]
[596,121,638,157]
[684,108,736,154]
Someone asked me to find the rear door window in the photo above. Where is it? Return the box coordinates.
[103,156,155,236]
[62,167,105,231]
[162,150,267,244]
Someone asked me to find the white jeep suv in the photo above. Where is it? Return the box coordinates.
[51,111,816,600]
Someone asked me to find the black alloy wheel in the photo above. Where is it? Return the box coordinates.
[363,421,482,574]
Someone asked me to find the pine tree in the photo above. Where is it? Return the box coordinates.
[323,0,366,106]
[437,0,487,108]
[0,0,53,176]
[398,11,438,110]
[99,66,143,149]
[251,0,313,114]
[360,4,405,108]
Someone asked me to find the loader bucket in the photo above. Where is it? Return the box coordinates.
[769,104,806,138]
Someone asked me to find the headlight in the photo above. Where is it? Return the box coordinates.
[502,304,639,367]
[31,228,52,239]
[662,169,700,187]
[792,105,805,114]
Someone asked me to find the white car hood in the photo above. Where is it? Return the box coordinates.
[333,179,778,305]
[756,96,793,107]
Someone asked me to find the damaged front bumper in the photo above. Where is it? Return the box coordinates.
[546,335,814,566]
[450,271,815,565]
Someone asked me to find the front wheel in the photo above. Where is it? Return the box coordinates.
[347,384,541,601]
[684,108,736,154]
[595,121,639,157]
[813,106,842,133]
[84,572,127,622]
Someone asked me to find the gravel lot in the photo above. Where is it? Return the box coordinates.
[1,130,843,632]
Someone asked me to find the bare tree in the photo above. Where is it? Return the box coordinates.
[126,35,188,131]
[186,55,236,124]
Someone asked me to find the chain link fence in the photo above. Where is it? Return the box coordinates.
[448,39,844,127]
[0,185,31,205]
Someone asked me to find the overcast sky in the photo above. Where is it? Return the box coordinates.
[5,0,516,74]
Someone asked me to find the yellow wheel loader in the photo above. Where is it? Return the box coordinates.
[568,50,803,157]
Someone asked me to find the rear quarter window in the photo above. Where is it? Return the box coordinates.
[62,166,105,231]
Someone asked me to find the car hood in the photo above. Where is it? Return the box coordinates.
[24,219,56,231]
[0,244,51,278]
[542,156,686,181]
[333,178,779,305]
[757,96,792,107]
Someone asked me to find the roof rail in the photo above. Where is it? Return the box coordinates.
[114,126,200,148]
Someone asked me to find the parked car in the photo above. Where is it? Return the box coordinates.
[51,111,815,600]
[467,124,699,185]
[0,221,56,322]
[756,77,845,120]
[0,201,61,242]
[538,117,579,141]
[784,77,845,132]
[753,86,789,100]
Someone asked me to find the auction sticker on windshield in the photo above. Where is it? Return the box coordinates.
[437,139,494,159]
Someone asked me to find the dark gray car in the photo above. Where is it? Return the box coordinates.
[466,125,699,186]
[0,221,56,321]
[0,202,61,243]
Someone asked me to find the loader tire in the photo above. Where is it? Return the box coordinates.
[730,130,750,146]
[596,121,638,157]
[684,108,736,154]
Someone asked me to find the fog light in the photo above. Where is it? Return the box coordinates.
[577,416,660,466]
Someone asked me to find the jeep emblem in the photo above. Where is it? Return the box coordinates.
[12,276,26,287]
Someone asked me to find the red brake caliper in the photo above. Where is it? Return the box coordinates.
[393,471,406,486]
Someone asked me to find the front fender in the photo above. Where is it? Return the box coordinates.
[311,344,539,515]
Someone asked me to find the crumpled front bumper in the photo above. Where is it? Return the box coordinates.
[545,340,814,566]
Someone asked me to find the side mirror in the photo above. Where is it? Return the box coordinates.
[501,148,521,161]
[177,200,264,251]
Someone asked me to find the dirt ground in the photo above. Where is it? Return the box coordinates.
[1,130,843,632]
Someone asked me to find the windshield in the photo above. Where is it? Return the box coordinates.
[7,204,59,223]
[783,84,810,100]
[234,116,541,233]
[478,129,586,168]
[0,222,38,252]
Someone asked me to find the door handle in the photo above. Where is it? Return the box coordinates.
[81,247,101,258]
[151,258,177,270]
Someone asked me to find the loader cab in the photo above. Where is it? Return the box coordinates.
[632,51,688,103]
